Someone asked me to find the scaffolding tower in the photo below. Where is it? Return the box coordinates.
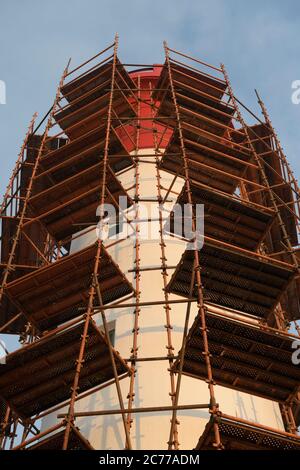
[0,35,300,450]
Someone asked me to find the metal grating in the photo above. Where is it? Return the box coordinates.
[154,62,234,137]
[159,127,251,194]
[167,239,295,318]
[26,426,94,450]
[0,321,130,419]
[28,163,132,241]
[171,181,275,250]
[196,415,300,450]
[56,59,136,140]
[5,244,134,332]
[173,310,300,401]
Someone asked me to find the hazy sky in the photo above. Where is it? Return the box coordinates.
[1,0,300,348]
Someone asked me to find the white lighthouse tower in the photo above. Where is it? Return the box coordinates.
[42,67,285,450]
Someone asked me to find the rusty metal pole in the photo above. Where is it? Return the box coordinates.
[255,89,300,240]
[62,243,102,449]
[126,76,141,441]
[0,112,37,214]
[0,69,68,450]
[221,64,300,434]
[93,275,132,449]
[164,41,222,450]
[0,113,37,312]
[59,403,211,418]
[294,320,300,337]
[221,64,300,273]
[62,34,121,449]
[13,422,64,450]
[0,65,69,308]
[149,82,179,449]
[167,259,196,449]
[0,406,11,448]
[8,419,18,450]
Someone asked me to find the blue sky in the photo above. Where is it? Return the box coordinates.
[1,0,300,348]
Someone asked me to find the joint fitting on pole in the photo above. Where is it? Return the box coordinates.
[213,441,224,450]
[167,439,175,447]
[205,378,216,385]
[80,334,89,340]
[75,358,85,365]
[209,397,218,408]
[201,351,211,357]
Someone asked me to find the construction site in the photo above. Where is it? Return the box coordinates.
[0,35,300,450]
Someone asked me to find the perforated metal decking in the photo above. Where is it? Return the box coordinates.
[173,310,300,402]
[196,415,300,450]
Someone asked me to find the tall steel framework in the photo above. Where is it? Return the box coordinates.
[0,35,300,450]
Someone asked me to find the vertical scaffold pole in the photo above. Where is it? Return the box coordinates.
[149,82,179,449]
[126,75,141,442]
[221,64,299,273]
[0,113,38,307]
[62,34,132,450]
[164,41,222,450]
[0,65,69,448]
[0,62,69,306]
[222,64,299,434]
[255,89,300,241]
